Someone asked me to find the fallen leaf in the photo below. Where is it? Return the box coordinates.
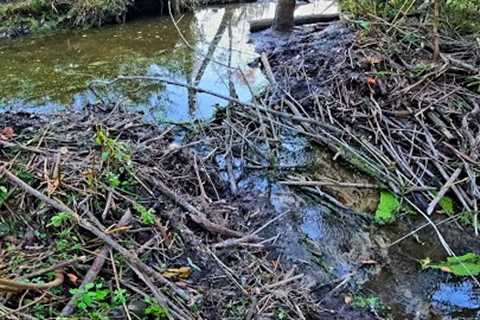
[67,273,80,285]
[162,267,192,280]
[0,127,15,141]
[422,253,480,276]
[47,178,61,195]
[367,77,377,86]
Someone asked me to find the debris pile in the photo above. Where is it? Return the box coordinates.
[258,20,480,238]
[0,109,314,319]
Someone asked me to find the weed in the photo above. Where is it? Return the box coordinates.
[48,211,73,228]
[95,128,131,166]
[374,191,400,224]
[421,252,480,276]
[351,294,389,316]
[113,288,128,305]
[106,171,121,188]
[275,308,289,320]
[69,282,109,311]
[0,185,8,205]
[145,298,169,319]
[134,203,156,225]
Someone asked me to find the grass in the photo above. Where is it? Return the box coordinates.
[0,0,133,34]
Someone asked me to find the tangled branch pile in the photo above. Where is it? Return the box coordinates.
[257,16,479,237]
[0,109,313,319]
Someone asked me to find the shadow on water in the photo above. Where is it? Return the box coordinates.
[0,1,336,122]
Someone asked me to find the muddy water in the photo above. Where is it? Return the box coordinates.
[0,1,337,122]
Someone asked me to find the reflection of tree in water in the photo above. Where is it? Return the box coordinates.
[187,6,234,114]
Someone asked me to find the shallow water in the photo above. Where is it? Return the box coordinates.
[0,1,337,122]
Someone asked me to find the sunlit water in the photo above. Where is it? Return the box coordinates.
[0,1,337,122]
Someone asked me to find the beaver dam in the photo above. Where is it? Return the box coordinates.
[1,0,480,319]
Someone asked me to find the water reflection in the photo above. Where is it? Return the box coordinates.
[0,1,337,122]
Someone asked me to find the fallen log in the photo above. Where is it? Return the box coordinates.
[249,13,340,33]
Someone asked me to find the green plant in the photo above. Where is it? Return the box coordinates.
[421,252,480,276]
[145,298,169,319]
[275,308,288,320]
[0,185,8,205]
[374,191,400,224]
[113,288,128,305]
[55,228,82,257]
[134,203,156,225]
[69,282,109,311]
[48,211,73,228]
[439,195,455,215]
[105,171,121,188]
[351,294,390,316]
[95,128,131,166]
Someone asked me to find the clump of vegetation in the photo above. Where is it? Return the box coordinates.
[374,191,400,224]
[0,0,133,35]
[340,0,480,34]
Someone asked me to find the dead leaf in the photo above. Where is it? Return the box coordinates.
[367,77,377,86]
[47,178,61,195]
[162,267,192,280]
[441,266,452,273]
[366,56,383,65]
[67,273,80,285]
[0,127,15,141]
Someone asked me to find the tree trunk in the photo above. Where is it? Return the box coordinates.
[272,0,296,32]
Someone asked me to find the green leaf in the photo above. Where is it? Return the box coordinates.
[439,196,455,215]
[375,191,400,224]
[0,185,8,204]
[422,252,480,276]
[106,171,120,188]
[48,211,72,228]
[356,20,370,30]
[134,203,156,225]
[101,151,110,161]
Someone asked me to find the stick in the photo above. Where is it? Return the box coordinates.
[427,167,462,216]
[0,166,191,318]
[61,210,132,316]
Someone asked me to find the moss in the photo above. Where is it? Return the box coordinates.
[375,191,400,224]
